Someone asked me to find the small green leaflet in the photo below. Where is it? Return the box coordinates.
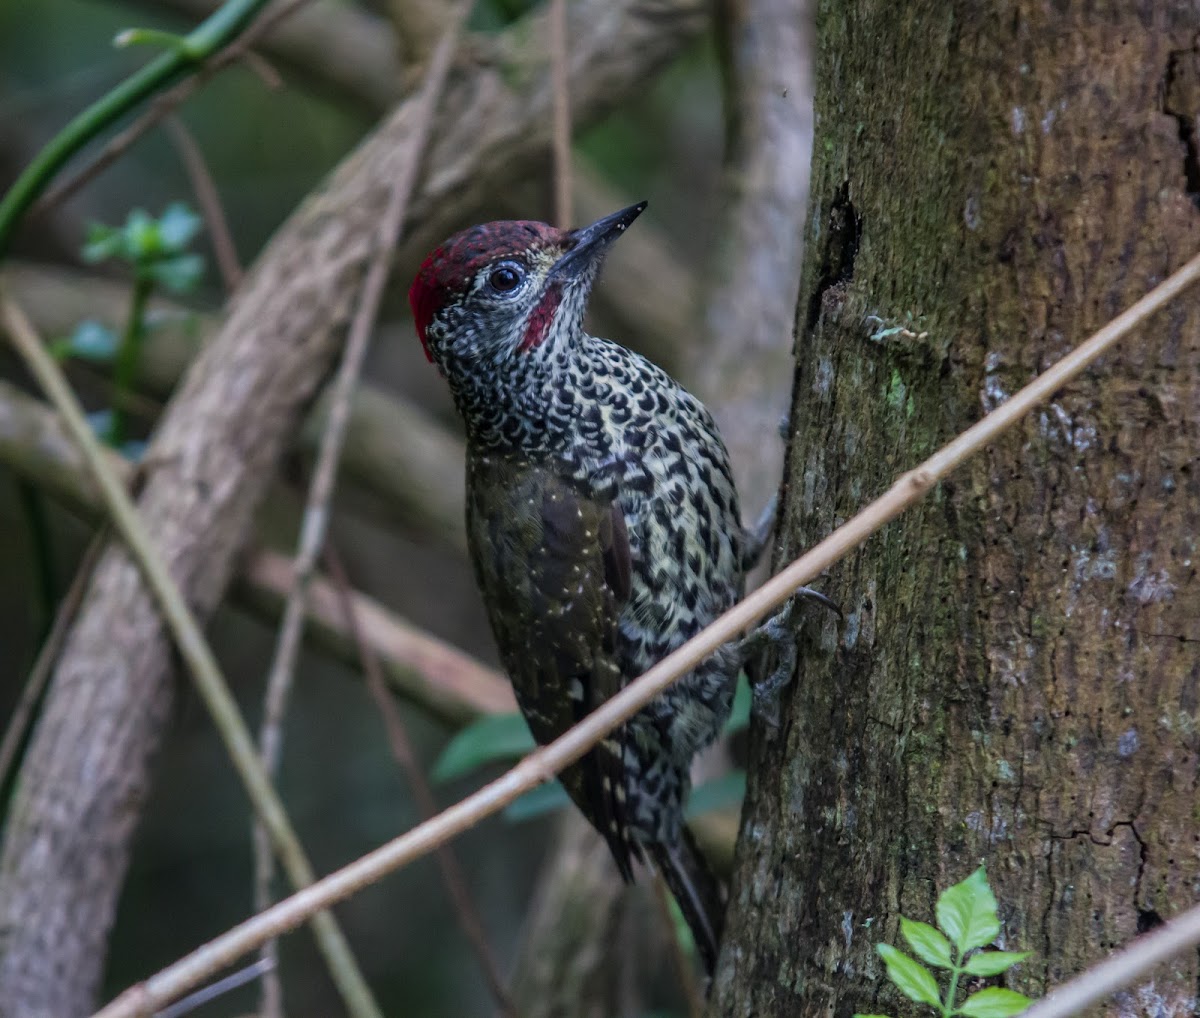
[964,951,1030,977]
[956,987,1032,1017]
[900,917,953,968]
[156,202,203,250]
[146,253,205,293]
[876,944,940,1007]
[431,712,534,783]
[51,320,118,364]
[936,866,1001,953]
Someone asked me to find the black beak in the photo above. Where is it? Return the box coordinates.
[552,201,647,280]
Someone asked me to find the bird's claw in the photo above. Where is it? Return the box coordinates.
[737,587,840,726]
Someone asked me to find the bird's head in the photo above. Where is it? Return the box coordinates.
[409,202,646,375]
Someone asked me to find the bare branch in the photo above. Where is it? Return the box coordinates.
[32,0,311,218]
[251,12,466,1012]
[550,0,572,229]
[89,243,1200,1018]
[324,548,515,1016]
[145,0,403,109]
[10,260,470,550]
[164,117,243,291]
[0,291,383,1018]
[0,376,512,724]
[692,0,814,515]
[0,3,707,1007]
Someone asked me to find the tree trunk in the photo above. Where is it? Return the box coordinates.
[713,2,1200,1015]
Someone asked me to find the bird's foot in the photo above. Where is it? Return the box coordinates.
[736,587,840,727]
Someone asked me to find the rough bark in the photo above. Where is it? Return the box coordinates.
[0,2,706,1013]
[713,2,1200,1015]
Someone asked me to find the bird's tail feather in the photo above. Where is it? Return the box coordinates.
[649,827,725,976]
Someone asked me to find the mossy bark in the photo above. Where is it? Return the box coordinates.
[712,2,1200,1014]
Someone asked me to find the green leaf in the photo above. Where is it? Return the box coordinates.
[124,208,160,258]
[157,201,202,250]
[503,779,569,821]
[81,222,125,263]
[876,944,940,1007]
[900,917,954,968]
[853,1014,895,1018]
[61,320,118,363]
[936,866,1001,953]
[723,673,751,734]
[147,253,204,293]
[956,987,1032,1017]
[431,712,535,782]
[685,770,746,818]
[964,951,1030,977]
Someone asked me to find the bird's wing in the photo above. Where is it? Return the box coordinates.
[466,454,638,877]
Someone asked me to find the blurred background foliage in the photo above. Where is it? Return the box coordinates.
[0,0,737,1013]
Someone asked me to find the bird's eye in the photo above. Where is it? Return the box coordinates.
[488,263,524,293]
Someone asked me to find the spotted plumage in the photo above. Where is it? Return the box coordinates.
[411,203,762,972]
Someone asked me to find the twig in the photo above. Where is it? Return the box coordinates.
[0,0,272,254]
[324,547,516,1017]
[549,0,571,228]
[88,207,1200,1018]
[0,377,513,724]
[0,532,106,789]
[244,550,515,721]
[1019,903,1200,1018]
[164,116,243,290]
[0,290,383,1018]
[30,0,312,220]
[250,7,467,1012]
[651,877,703,1018]
[155,957,275,1018]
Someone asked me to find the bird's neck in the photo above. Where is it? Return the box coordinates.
[448,328,594,458]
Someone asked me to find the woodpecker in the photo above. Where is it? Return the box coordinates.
[410,202,814,973]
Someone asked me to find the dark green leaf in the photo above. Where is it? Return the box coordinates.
[431,712,535,782]
[876,944,941,1007]
[685,770,746,818]
[901,917,953,968]
[148,253,205,293]
[503,780,569,821]
[853,1014,895,1018]
[723,673,751,734]
[956,987,1032,1017]
[936,866,1000,953]
[64,320,119,363]
[157,202,202,250]
[964,951,1030,977]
